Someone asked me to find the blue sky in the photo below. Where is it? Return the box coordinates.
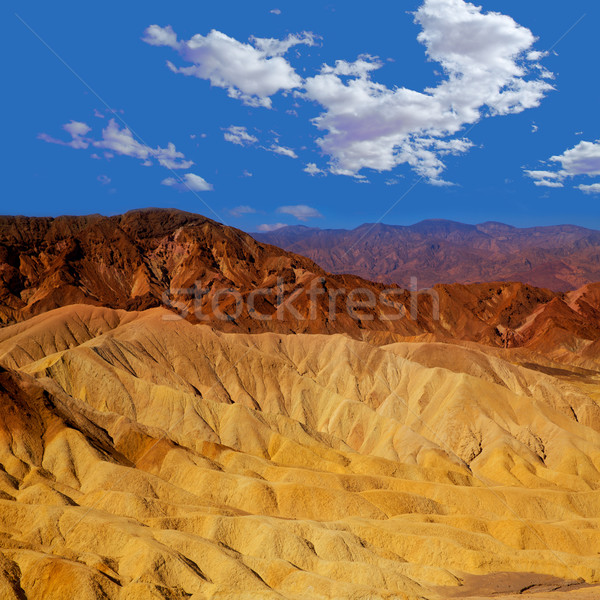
[4,0,600,231]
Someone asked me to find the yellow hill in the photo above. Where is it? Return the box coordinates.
[0,305,599,599]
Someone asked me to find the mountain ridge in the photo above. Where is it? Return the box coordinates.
[3,210,600,366]
[255,219,600,291]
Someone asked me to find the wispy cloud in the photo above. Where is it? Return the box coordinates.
[257,222,288,232]
[39,117,214,190]
[270,144,298,159]
[224,126,258,146]
[40,118,194,169]
[161,173,213,192]
[579,183,600,195]
[38,120,91,149]
[229,205,256,217]
[277,204,322,221]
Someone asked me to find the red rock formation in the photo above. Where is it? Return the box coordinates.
[2,210,600,362]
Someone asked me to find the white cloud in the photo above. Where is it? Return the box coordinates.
[224,125,258,146]
[92,120,193,169]
[257,223,288,232]
[154,142,195,169]
[523,169,564,188]
[304,163,326,176]
[40,118,196,174]
[185,173,213,191]
[527,50,548,61]
[93,119,150,159]
[321,56,383,78]
[270,8,281,15]
[533,179,564,188]
[162,172,213,192]
[250,33,316,57]
[550,141,600,177]
[277,204,322,221]
[525,140,600,192]
[224,126,298,160]
[270,144,298,158]
[579,183,600,195]
[64,121,91,138]
[38,120,91,149]
[141,1,551,184]
[229,205,256,217]
[301,0,552,183]
[143,25,315,108]
[143,24,179,48]
[97,174,111,185]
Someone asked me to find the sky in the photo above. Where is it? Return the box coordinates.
[4,0,600,231]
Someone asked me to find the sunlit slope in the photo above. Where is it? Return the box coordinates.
[0,305,599,599]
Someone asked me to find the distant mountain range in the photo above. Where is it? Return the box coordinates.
[2,210,600,364]
[254,220,600,292]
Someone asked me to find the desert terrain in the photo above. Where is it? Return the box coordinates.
[0,211,599,599]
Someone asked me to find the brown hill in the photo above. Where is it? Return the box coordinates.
[0,209,327,323]
[255,220,600,292]
[2,210,600,365]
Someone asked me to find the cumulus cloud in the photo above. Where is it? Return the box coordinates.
[223,125,258,146]
[143,25,315,108]
[270,9,281,15]
[269,144,298,158]
[140,1,551,183]
[277,204,322,221]
[229,205,256,217]
[162,172,213,192]
[301,0,553,183]
[579,183,600,195]
[551,141,600,177]
[304,163,326,176]
[525,140,600,192]
[257,223,288,232]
